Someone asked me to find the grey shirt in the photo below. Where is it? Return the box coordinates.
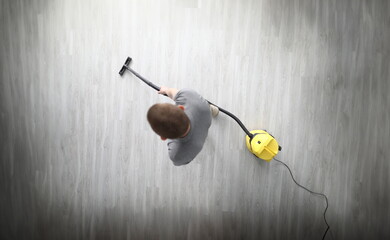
[167,88,212,166]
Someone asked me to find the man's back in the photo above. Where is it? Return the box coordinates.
[167,88,212,166]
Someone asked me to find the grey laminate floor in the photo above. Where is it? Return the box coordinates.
[1,0,389,239]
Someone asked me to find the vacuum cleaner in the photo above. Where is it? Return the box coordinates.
[119,57,281,161]
[119,57,331,239]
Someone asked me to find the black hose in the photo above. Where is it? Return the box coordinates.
[206,100,254,139]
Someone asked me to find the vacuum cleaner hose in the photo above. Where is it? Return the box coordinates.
[206,100,254,138]
[120,58,254,139]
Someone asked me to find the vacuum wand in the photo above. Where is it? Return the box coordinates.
[119,57,254,138]
[119,57,168,96]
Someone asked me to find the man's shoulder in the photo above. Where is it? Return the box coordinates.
[167,140,197,166]
[168,146,191,166]
[176,88,198,97]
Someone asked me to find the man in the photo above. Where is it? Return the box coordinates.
[147,86,219,166]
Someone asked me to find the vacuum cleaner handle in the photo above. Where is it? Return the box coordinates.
[127,67,160,91]
[122,65,168,97]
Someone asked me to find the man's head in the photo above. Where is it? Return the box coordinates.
[147,103,190,140]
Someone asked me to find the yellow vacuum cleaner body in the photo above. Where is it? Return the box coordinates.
[246,130,280,161]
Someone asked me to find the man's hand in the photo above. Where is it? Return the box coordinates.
[158,86,179,100]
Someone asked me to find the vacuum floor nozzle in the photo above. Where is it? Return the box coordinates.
[119,57,132,75]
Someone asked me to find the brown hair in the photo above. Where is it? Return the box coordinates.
[147,103,190,139]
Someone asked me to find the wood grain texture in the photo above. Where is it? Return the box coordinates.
[1,0,389,239]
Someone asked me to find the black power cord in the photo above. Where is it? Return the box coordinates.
[273,157,332,240]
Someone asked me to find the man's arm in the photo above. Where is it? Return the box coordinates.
[158,86,179,100]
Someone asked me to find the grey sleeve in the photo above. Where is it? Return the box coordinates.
[174,88,198,105]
